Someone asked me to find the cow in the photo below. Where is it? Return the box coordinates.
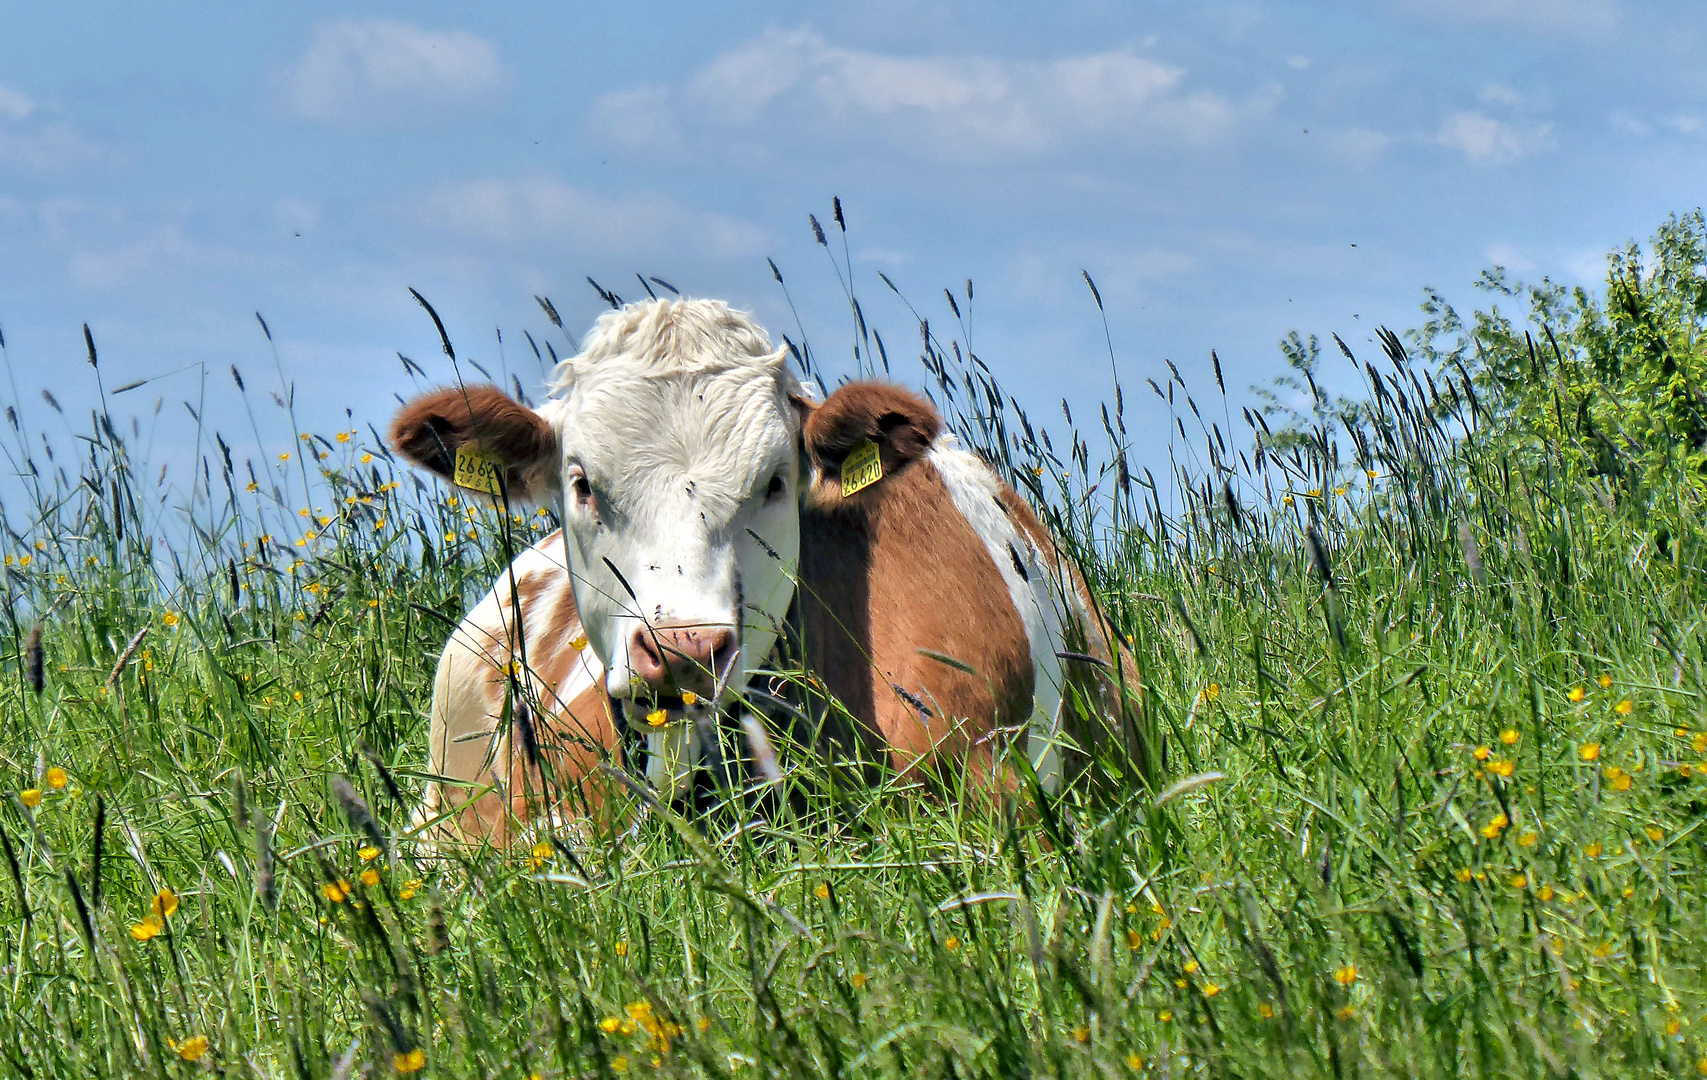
[389,299,1137,843]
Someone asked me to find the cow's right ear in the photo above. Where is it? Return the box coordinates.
[389,385,559,502]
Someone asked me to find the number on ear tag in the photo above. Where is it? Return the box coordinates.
[840,439,883,495]
[453,445,505,496]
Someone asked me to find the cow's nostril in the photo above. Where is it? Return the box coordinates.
[708,628,737,677]
[628,627,668,687]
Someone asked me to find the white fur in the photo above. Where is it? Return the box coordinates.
[420,534,608,832]
[928,436,1084,792]
[540,300,803,706]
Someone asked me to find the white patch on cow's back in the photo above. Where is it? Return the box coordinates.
[927,436,1084,792]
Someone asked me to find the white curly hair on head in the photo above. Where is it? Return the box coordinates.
[545,299,791,397]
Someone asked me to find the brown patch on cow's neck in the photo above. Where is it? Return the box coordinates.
[800,447,1034,788]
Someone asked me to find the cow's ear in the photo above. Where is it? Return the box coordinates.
[389,385,559,502]
[801,381,942,502]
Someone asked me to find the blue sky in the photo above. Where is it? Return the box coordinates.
[1,1,1704,485]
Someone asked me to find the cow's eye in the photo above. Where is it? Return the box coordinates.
[765,472,786,500]
[567,468,594,509]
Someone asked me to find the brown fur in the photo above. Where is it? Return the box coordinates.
[389,385,558,502]
[799,383,1042,791]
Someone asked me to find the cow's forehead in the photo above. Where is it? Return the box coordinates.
[556,366,795,487]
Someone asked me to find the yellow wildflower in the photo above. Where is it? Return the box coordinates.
[360,868,380,887]
[680,690,698,706]
[570,633,589,652]
[599,1017,622,1034]
[1334,965,1358,985]
[162,611,180,627]
[1592,943,1613,958]
[1480,813,1508,839]
[1201,982,1222,997]
[1517,830,1537,847]
[1644,826,1664,843]
[44,767,67,790]
[1568,686,1586,703]
[1509,873,1528,888]
[1584,843,1602,857]
[697,1016,713,1030]
[645,709,668,728]
[1204,683,1221,702]
[529,841,552,870]
[1454,867,1473,883]
[1579,743,1601,762]
[1073,1026,1091,1043]
[1499,728,1519,745]
[1614,698,1633,715]
[1604,767,1632,791]
[1258,1002,1276,1019]
[19,789,42,809]
[1336,1005,1356,1021]
[944,935,961,951]
[1597,675,1612,689]
[358,845,380,862]
[1472,745,1491,762]
[1694,733,1707,753]
[1489,759,1515,778]
[615,940,628,957]
[1127,1053,1145,1069]
[130,915,162,941]
[610,1056,629,1074]
[322,880,351,903]
[172,1036,209,1062]
[394,1048,426,1073]
[152,888,179,920]
[1538,885,1555,901]
[814,883,830,900]
[336,432,350,443]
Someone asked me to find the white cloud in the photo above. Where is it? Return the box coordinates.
[68,225,256,289]
[1394,0,1619,37]
[591,28,1247,163]
[1433,111,1551,164]
[0,80,113,173]
[1479,83,1522,108]
[414,175,769,260]
[0,84,35,120]
[278,19,507,128]
[1484,243,1535,273]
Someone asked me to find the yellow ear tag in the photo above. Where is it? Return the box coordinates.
[840,439,883,495]
[452,445,505,496]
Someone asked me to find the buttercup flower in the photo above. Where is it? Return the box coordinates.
[171,1036,209,1062]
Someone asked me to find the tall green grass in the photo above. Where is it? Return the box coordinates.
[1,217,1704,1078]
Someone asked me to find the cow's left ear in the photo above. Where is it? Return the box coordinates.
[389,385,560,502]
[801,381,942,502]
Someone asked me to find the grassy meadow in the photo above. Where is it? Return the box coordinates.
[2,213,1707,1078]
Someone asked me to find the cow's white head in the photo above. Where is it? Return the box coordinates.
[391,299,805,798]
